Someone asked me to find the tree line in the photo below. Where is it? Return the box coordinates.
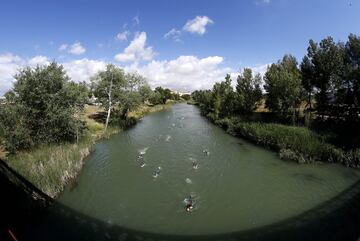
[0,63,179,153]
[192,33,360,123]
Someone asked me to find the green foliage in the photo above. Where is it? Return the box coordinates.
[0,62,86,153]
[236,68,263,114]
[154,87,172,104]
[264,55,303,116]
[139,84,153,103]
[230,120,344,164]
[149,91,162,105]
[181,94,191,101]
[302,37,345,112]
[212,74,236,118]
[92,64,126,109]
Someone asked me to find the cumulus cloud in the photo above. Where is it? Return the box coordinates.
[0,51,270,96]
[62,58,107,82]
[183,16,213,35]
[28,55,49,66]
[68,42,86,55]
[124,55,231,91]
[0,53,24,95]
[115,31,130,41]
[0,54,106,95]
[114,32,156,62]
[164,28,182,42]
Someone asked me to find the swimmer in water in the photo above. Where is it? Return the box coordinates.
[186,203,194,212]
[153,167,161,178]
[203,149,210,155]
[192,161,199,169]
[185,195,194,212]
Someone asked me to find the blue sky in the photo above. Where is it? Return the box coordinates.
[0,0,359,94]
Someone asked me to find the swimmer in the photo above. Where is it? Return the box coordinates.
[184,195,194,212]
[192,161,199,169]
[203,149,210,155]
[153,167,161,178]
[139,161,146,168]
[185,203,194,212]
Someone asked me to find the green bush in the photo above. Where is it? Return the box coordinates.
[228,119,344,164]
[0,62,87,153]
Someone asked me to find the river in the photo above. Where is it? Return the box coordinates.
[58,103,360,236]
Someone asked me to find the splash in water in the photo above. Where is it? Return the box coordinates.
[165,135,172,142]
[185,178,192,184]
[139,147,149,155]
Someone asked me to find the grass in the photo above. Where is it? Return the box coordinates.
[3,103,172,198]
[214,117,360,168]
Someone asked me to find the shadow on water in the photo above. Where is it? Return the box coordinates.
[1,159,360,241]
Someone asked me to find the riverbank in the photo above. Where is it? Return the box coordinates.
[3,103,173,198]
[190,102,360,168]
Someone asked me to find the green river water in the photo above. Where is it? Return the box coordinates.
[59,103,360,236]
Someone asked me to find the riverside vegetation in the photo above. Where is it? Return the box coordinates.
[0,62,180,197]
[192,34,360,168]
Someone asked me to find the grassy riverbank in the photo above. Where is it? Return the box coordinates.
[3,103,172,198]
[212,116,360,168]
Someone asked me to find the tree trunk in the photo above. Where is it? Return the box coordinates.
[104,77,113,132]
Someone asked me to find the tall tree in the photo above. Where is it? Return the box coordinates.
[92,64,125,132]
[236,68,263,114]
[264,55,303,118]
[344,34,360,108]
[304,37,345,114]
[212,74,236,118]
[300,56,315,109]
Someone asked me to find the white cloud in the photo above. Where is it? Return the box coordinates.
[114,32,156,62]
[58,44,68,51]
[0,54,106,95]
[68,42,86,55]
[124,55,231,91]
[115,31,130,41]
[183,16,213,35]
[62,59,107,82]
[249,63,270,76]
[164,28,182,42]
[0,51,271,96]
[0,53,24,95]
[28,55,49,66]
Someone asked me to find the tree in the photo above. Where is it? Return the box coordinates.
[117,73,146,119]
[211,74,236,118]
[0,62,86,152]
[191,90,213,114]
[300,56,315,109]
[303,37,345,114]
[154,87,172,104]
[139,84,153,103]
[92,64,126,131]
[149,91,162,105]
[343,34,360,108]
[264,55,303,119]
[235,68,263,114]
